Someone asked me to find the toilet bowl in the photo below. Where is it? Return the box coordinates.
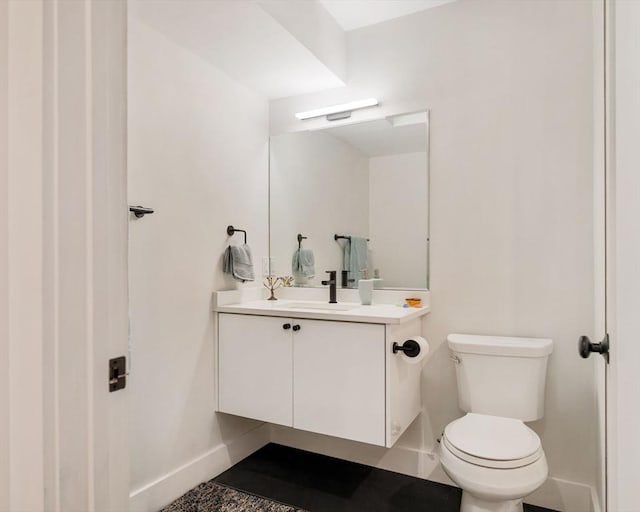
[442,334,553,512]
[439,413,548,512]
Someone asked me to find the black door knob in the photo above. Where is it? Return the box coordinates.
[282,323,291,330]
[292,324,301,332]
[578,334,609,363]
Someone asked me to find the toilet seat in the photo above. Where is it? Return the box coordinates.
[443,413,542,469]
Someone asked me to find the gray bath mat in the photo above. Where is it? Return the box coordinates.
[160,481,307,512]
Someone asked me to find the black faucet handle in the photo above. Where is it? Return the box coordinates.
[323,270,337,282]
[341,270,353,288]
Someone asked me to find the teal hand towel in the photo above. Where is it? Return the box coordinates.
[292,248,315,278]
[343,236,368,288]
[223,244,255,282]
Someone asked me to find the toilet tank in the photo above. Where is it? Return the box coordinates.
[448,334,553,422]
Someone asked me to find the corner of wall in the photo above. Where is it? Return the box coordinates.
[129,422,270,512]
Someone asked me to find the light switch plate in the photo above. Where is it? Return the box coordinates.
[262,257,275,276]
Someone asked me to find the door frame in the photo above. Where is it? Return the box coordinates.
[3,0,129,510]
[2,3,46,509]
[605,0,640,510]
[7,0,635,509]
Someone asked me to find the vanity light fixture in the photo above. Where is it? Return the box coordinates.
[387,111,427,127]
[295,98,379,121]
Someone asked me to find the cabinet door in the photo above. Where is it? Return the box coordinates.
[293,320,385,446]
[218,314,292,426]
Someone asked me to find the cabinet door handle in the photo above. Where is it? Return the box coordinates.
[282,323,291,330]
[292,324,301,332]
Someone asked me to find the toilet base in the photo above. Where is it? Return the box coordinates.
[461,491,523,512]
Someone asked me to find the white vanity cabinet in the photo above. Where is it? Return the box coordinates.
[216,303,427,448]
[218,313,385,444]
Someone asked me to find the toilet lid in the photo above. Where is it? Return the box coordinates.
[444,413,542,469]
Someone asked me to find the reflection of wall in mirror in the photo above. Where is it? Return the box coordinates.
[270,131,369,284]
[271,127,429,289]
[369,152,427,288]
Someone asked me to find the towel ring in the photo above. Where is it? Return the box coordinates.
[227,225,247,244]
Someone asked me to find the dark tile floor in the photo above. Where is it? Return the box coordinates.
[215,443,557,512]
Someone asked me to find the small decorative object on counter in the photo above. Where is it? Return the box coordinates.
[372,268,384,289]
[280,275,294,287]
[262,275,293,299]
[405,297,422,308]
[264,275,283,300]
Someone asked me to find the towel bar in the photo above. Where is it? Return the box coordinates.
[334,234,370,242]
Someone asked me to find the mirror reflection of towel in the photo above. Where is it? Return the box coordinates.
[292,248,315,278]
[223,244,255,282]
[344,237,367,287]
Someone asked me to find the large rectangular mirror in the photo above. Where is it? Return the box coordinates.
[269,110,429,290]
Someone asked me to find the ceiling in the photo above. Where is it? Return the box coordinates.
[129,0,456,100]
[318,0,457,31]
[130,0,345,100]
[325,115,427,157]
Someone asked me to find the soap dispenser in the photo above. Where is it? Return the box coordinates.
[372,268,384,289]
[358,269,373,305]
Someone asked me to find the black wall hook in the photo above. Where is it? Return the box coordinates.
[129,205,154,218]
[227,225,247,244]
[297,233,308,249]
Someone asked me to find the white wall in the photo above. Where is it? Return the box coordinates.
[369,152,428,289]
[270,131,369,283]
[270,0,598,503]
[127,14,269,509]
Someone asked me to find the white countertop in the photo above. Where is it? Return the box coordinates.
[214,298,430,324]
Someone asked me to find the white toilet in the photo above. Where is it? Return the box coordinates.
[440,334,553,512]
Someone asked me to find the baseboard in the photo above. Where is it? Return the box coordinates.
[420,450,598,512]
[590,486,602,512]
[129,423,270,512]
[525,475,598,512]
[270,426,597,512]
[128,422,598,512]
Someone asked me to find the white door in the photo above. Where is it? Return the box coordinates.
[53,1,130,509]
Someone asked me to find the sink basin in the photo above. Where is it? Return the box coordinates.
[285,302,359,312]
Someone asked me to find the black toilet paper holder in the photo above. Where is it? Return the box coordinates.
[392,339,421,358]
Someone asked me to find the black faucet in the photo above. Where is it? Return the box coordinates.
[341,270,355,288]
[321,270,337,304]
